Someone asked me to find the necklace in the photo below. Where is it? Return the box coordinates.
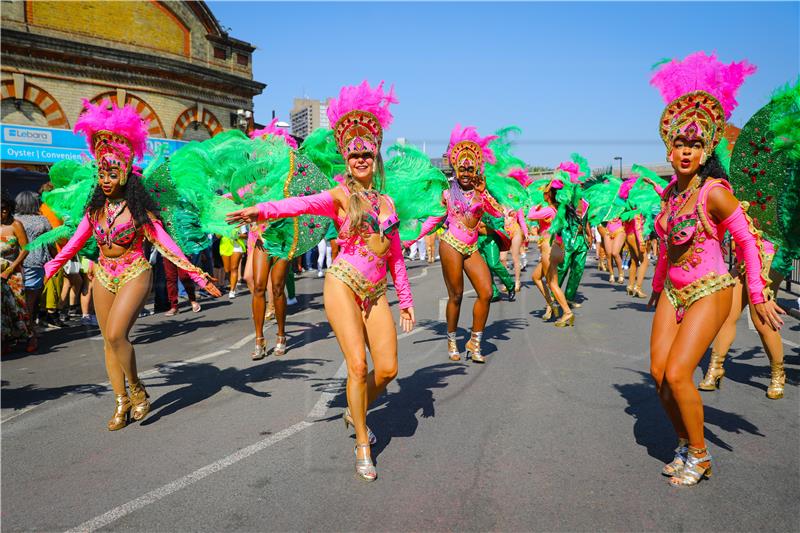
[668,178,699,221]
[104,199,127,228]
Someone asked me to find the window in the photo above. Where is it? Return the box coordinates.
[236,53,249,66]
[214,47,227,60]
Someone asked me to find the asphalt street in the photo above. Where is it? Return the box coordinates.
[2,255,799,532]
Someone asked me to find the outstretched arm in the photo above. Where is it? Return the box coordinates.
[44,214,91,281]
[226,191,336,225]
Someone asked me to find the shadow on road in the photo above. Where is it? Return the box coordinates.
[139,358,326,426]
[131,316,246,345]
[1,379,108,412]
[313,362,467,464]
[614,369,764,462]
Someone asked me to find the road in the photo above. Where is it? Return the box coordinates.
[2,256,798,532]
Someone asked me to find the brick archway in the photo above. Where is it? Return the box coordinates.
[172,106,224,139]
[89,91,166,138]
[1,79,70,128]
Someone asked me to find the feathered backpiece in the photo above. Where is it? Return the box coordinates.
[447,125,497,173]
[650,52,756,157]
[508,168,533,187]
[556,161,584,184]
[769,78,800,162]
[327,80,397,159]
[250,118,298,149]
[618,175,638,200]
[74,99,149,184]
[570,153,591,184]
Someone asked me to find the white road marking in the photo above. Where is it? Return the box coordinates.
[64,421,313,533]
[783,338,799,348]
[231,333,256,350]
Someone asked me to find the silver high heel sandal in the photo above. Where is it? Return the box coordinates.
[343,408,376,445]
[273,334,287,357]
[354,443,377,482]
[251,337,266,360]
[662,438,689,477]
[669,447,712,487]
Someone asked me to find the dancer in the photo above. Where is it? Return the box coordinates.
[699,79,799,398]
[477,215,515,302]
[42,100,221,430]
[554,156,591,308]
[646,52,783,487]
[528,176,575,326]
[408,125,504,362]
[620,167,666,298]
[227,81,415,482]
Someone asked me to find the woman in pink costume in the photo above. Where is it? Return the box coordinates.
[227,81,415,482]
[602,217,625,283]
[44,101,221,430]
[408,126,504,363]
[647,53,783,487]
[528,179,574,327]
[621,172,664,298]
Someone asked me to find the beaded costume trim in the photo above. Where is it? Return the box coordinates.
[665,271,736,322]
[441,230,478,257]
[96,255,151,294]
[328,259,387,309]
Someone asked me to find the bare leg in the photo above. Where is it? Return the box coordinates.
[270,258,289,337]
[250,245,269,340]
[462,250,494,333]
[610,232,626,278]
[665,287,733,450]
[546,243,571,315]
[511,231,522,290]
[439,240,466,334]
[93,281,125,396]
[650,292,687,439]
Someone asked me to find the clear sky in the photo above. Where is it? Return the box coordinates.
[208,1,799,169]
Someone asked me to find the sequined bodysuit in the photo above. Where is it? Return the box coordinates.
[652,178,768,321]
[256,184,413,311]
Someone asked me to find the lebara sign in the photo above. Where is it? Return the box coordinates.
[0,124,188,164]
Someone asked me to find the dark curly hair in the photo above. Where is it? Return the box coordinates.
[1,188,16,219]
[698,151,729,184]
[85,172,161,227]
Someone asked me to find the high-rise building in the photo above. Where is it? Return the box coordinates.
[289,97,329,139]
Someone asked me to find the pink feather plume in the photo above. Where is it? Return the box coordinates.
[556,161,584,183]
[249,118,298,149]
[649,51,756,119]
[74,99,148,161]
[446,125,498,165]
[618,176,638,200]
[507,167,533,187]
[326,80,398,129]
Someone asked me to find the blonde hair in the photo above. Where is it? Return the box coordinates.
[344,153,385,237]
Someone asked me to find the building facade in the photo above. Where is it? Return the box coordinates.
[289,97,329,139]
[1,0,266,192]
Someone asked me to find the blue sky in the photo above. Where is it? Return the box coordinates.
[209,1,799,169]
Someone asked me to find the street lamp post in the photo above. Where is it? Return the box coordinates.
[614,156,623,179]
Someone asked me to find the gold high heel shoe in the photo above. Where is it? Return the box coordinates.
[251,337,267,360]
[343,408,376,445]
[608,273,615,283]
[626,285,635,296]
[767,361,785,400]
[661,438,689,476]
[447,332,460,361]
[617,275,626,284]
[698,351,726,391]
[128,381,150,422]
[633,286,647,298]
[354,443,377,482]
[107,394,132,431]
[669,447,712,487]
[273,334,287,357]
[554,313,575,327]
[542,304,554,321]
[465,331,485,363]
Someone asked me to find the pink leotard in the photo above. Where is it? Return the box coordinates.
[256,185,413,310]
[46,213,209,294]
[605,218,624,236]
[527,205,564,247]
[411,187,504,256]
[623,214,645,250]
[652,178,768,321]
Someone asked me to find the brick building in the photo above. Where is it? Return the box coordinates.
[0,0,266,193]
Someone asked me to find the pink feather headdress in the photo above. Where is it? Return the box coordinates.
[250,118,298,149]
[618,176,638,200]
[74,99,149,184]
[507,167,533,187]
[556,161,584,184]
[446,125,497,172]
[650,52,756,157]
[327,80,398,159]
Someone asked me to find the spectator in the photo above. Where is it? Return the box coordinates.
[14,191,55,331]
[1,189,34,353]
